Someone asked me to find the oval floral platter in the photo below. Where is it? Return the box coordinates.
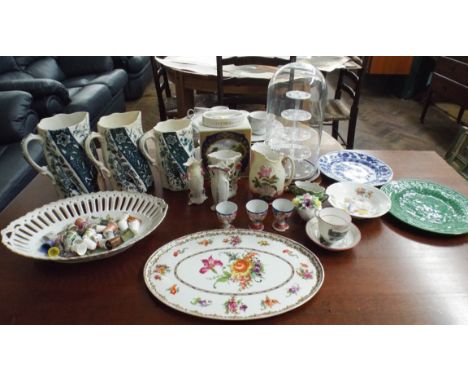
[144,229,324,320]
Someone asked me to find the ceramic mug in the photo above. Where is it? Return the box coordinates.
[139,118,194,191]
[22,112,100,197]
[317,207,351,243]
[84,111,154,192]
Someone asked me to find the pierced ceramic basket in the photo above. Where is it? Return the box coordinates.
[1,191,168,263]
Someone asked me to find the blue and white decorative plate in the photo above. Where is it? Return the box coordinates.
[318,151,393,186]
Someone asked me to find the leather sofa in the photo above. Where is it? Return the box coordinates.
[0,57,130,211]
[112,56,153,100]
[0,90,42,211]
[0,57,128,127]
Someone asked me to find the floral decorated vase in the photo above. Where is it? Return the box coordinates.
[208,149,242,198]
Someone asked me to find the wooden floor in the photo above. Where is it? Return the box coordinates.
[127,75,462,158]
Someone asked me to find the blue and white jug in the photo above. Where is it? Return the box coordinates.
[139,119,194,191]
[84,111,154,192]
[22,112,100,197]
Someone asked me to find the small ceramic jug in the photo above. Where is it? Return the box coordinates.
[139,118,194,191]
[208,164,231,210]
[22,112,100,197]
[84,111,154,192]
[249,142,295,201]
[207,149,242,198]
[184,157,207,205]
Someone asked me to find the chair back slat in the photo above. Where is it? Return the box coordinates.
[151,56,172,121]
[329,56,369,149]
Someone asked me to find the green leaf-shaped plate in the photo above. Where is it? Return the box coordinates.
[381,179,468,235]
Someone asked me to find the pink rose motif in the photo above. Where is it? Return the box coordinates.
[227,298,238,313]
[199,255,223,274]
[258,165,272,178]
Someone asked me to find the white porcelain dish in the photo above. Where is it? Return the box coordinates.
[326,182,391,219]
[202,110,245,128]
[144,229,324,320]
[1,191,168,263]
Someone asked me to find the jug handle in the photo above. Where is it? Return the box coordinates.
[138,131,158,167]
[282,155,296,188]
[84,132,112,178]
[21,133,55,183]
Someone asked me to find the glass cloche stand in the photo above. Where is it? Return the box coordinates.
[265,62,327,180]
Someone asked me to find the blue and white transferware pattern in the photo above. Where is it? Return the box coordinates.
[318,150,393,186]
[140,119,195,191]
[86,111,153,193]
[22,112,100,197]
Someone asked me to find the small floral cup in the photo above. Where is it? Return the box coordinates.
[215,201,238,229]
[272,198,294,232]
[246,199,269,230]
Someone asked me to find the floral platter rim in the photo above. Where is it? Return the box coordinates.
[381,179,468,235]
[143,229,325,321]
[318,150,394,186]
[0,191,168,263]
[326,181,392,219]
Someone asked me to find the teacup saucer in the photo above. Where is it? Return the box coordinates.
[305,218,361,251]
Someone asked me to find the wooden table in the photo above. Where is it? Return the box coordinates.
[158,56,361,118]
[1,151,467,324]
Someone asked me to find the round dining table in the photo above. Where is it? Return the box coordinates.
[156,56,360,118]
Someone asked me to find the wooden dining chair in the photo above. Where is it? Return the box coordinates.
[445,124,468,180]
[420,56,468,124]
[150,56,178,121]
[216,56,296,107]
[324,56,370,149]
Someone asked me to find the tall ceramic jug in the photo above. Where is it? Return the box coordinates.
[22,112,100,197]
[84,111,154,192]
[139,119,194,191]
[207,149,242,198]
[249,142,295,201]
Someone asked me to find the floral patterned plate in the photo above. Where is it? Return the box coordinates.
[318,151,393,186]
[144,229,324,320]
[381,179,468,235]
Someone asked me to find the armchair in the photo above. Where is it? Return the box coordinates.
[0,90,42,211]
[0,57,128,127]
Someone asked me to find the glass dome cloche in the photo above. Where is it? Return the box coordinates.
[265,61,327,180]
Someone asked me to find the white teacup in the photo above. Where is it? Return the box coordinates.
[317,208,351,243]
[248,111,269,136]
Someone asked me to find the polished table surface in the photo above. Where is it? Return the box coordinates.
[158,56,361,118]
[1,150,467,324]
